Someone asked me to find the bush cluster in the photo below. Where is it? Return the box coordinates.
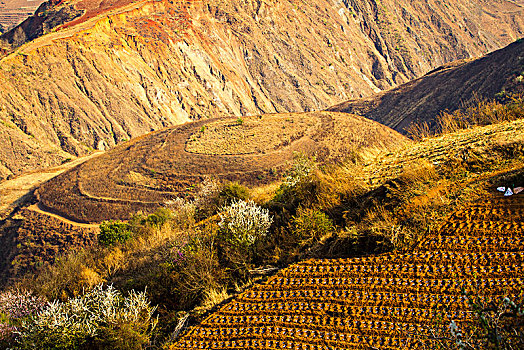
[98,221,133,247]
[218,200,272,247]
[18,285,157,350]
[0,290,46,348]
[290,207,334,245]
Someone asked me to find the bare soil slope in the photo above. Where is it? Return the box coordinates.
[329,39,524,133]
[1,0,523,179]
[37,111,406,223]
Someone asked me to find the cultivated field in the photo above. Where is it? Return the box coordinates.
[171,118,524,349]
[172,189,524,349]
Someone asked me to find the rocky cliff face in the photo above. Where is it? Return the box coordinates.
[0,0,523,179]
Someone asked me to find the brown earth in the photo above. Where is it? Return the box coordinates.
[0,151,102,220]
[0,207,98,285]
[329,39,524,133]
[1,0,523,179]
[36,111,407,223]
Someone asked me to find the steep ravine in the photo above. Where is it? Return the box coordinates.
[0,0,522,179]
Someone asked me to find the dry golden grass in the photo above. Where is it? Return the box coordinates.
[11,114,524,348]
[249,182,281,205]
[407,95,524,140]
[186,114,318,155]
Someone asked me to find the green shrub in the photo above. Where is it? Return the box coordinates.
[141,208,174,228]
[99,221,133,247]
[218,182,249,207]
[290,207,334,245]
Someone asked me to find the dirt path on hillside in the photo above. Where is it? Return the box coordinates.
[0,152,102,220]
[26,203,99,228]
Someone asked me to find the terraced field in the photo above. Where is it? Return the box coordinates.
[172,187,524,348]
[36,111,405,223]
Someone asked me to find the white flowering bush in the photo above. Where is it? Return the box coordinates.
[19,284,157,350]
[218,200,273,246]
[0,290,46,321]
[283,153,315,187]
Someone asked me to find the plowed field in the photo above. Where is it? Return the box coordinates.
[172,192,524,349]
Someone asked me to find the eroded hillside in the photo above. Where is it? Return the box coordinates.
[0,0,523,179]
[329,39,524,133]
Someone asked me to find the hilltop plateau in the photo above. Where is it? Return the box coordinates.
[0,0,523,178]
[36,111,406,223]
[329,39,524,133]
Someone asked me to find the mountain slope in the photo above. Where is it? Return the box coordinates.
[329,39,524,133]
[0,0,523,179]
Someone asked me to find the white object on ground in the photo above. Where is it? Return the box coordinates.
[505,188,514,197]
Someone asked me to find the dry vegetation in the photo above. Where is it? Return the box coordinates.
[407,95,524,140]
[0,208,98,286]
[0,97,522,349]
[4,108,520,349]
[174,191,524,348]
